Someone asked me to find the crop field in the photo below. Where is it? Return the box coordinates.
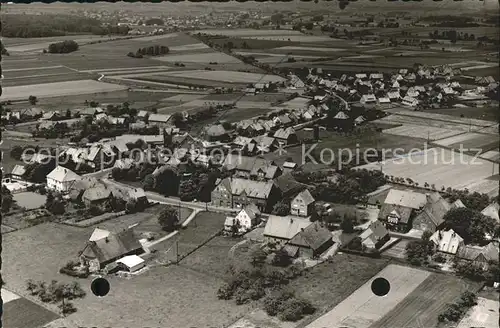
[193,28,305,37]
[3,34,130,52]
[306,265,430,328]
[370,273,483,328]
[240,35,335,42]
[2,65,76,79]
[383,125,464,141]
[2,79,128,101]
[276,46,345,53]
[152,51,242,64]
[168,42,210,52]
[157,69,286,83]
[434,132,499,151]
[480,150,500,162]
[1,71,99,88]
[357,147,499,196]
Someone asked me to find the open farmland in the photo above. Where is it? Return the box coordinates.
[370,273,483,328]
[1,80,128,101]
[156,70,285,83]
[456,297,499,328]
[433,132,499,151]
[383,125,464,141]
[152,52,242,64]
[357,147,499,196]
[306,265,431,328]
[193,29,307,37]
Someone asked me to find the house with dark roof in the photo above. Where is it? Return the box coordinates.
[411,192,450,232]
[222,154,276,179]
[284,221,333,258]
[273,127,298,145]
[79,228,144,271]
[148,114,173,128]
[290,189,315,217]
[359,220,389,250]
[204,124,229,142]
[82,185,112,209]
[274,173,307,199]
[263,215,312,246]
[211,177,279,212]
[456,242,499,271]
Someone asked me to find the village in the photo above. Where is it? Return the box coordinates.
[1,2,499,328]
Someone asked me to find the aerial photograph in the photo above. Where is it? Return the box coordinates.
[0,1,498,327]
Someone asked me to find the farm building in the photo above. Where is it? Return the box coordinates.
[401,96,419,107]
[10,165,26,181]
[284,221,333,258]
[254,135,279,153]
[411,192,450,233]
[378,189,427,233]
[46,166,82,193]
[82,185,112,209]
[203,124,229,142]
[222,154,276,179]
[273,127,298,145]
[263,215,312,246]
[481,202,499,223]
[429,229,464,255]
[282,161,298,174]
[224,203,261,234]
[116,255,146,273]
[359,220,390,250]
[148,114,173,128]
[290,189,315,217]
[80,228,144,271]
[360,94,377,105]
[211,177,279,212]
[456,242,499,271]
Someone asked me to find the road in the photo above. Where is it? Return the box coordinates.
[102,178,237,214]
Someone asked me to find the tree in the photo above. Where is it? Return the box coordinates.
[10,145,24,160]
[29,95,38,105]
[271,248,292,267]
[272,201,290,216]
[249,245,267,267]
[158,206,179,232]
[27,280,85,316]
[1,185,14,213]
[443,208,497,244]
[143,174,155,190]
[340,214,355,233]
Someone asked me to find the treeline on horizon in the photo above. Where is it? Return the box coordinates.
[2,14,130,38]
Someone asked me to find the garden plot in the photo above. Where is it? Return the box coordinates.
[434,132,499,151]
[383,125,464,141]
[306,265,431,328]
[2,80,128,101]
[153,52,242,64]
[157,70,286,83]
[357,147,499,196]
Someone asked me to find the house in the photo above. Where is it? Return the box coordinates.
[288,74,305,88]
[251,165,282,181]
[211,177,279,212]
[378,189,427,232]
[274,127,298,145]
[77,107,104,117]
[263,215,312,245]
[223,154,275,178]
[369,73,384,80]
[456,242,499,271]
[273,115,293,127]
[82,185,112,209]
[354,115,366,125]
[387,91,401,100]
[245,87,256,95]
[111,187,148,208]
[290,189,315,217]
[401,96,419,107]
[148,114,172,128]
[377,97,391,105]
[411,192,450,232]
[275,173,306,199]
[41,111,61,121]
[360,94,377,105]
[429,229,464,255]
[116,254,145,273]
[355,73,367,80]
[282,161,298,174]
[80,228,144,271]
[46,166,82,193]
[359,220,390,250]
[284,221,333,258]
[137,110,149,121]
[224,204,261,233]
[10,165,26,180]
[254,135,278,153]
[204,124,228,142]
[68,177,103,202]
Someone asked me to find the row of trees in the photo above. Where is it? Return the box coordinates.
[46,40,79,54]
[127,45,169,58]
[26,280,86,316]
[438,291,477,323]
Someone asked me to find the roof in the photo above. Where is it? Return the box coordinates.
[288,221,332,251]
[219,177,275,199]
[414,192,451,227]
[481,202,499,222]
[11,164,26,177]
[293,189,315,206]
[378,203,414,224]
[384,189,427,209]
[254,135,277,148]
[205,124,226,137]
[274,127,296,140]
[430,229,464,253]
[360,220,388,246]
[223,154,273,173]
[148,113,171,123]
[89,228,111,242]
[81,228,143,264]
[46,166,81,183]
[82,185,112,202]
[239,203,261,220]
[334,111,349,120]
[451,199,466,209]
[457,242,499,262]
[116,254,145,268]
[264,215,312,240]
[283,161,297,169]
[274,173,305,196]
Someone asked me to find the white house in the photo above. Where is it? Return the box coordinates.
[430,229,464,255]
[360,94,377,105]
[401,96,419,107]
[46,166,81,193]
[116,254,145,273]
[224,204,261,233]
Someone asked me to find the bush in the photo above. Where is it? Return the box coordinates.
[433,253,446,263]
[48,40,79,54]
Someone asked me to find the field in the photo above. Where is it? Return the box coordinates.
[154,69,286,83]
[306,265,482,328]
[12,192,47,210]
[2,79,128,101]
[380,239,411,260]
[433,132,499,151]
[357,147,499,196]
[456,297,499,328]
[383,125,464,141]
[2,291,60,328]
[153,51,242,64]
[370,273,483,328]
